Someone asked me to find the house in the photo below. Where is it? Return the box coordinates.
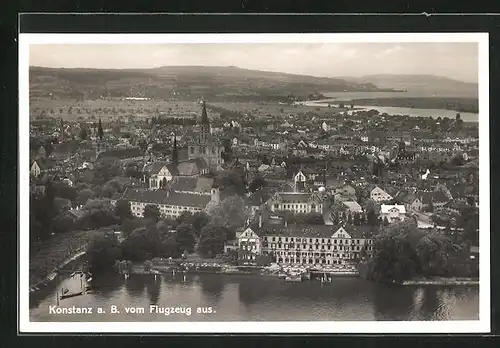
[236,226,262,264]
[397,192,423,212]
[268,192,324,215]
[341,201,363,214]
[443,200,468,215]
[334,184,357,199]
[380,204,406,223]
[370,186,393,203]
[294,170,307,192]
[418,191,450,212]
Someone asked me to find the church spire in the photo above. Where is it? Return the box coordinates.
[172,133,178,164]
[201,101,209,125]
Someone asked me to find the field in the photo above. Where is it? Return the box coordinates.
[30,97,348,122]
[29,98,210,122]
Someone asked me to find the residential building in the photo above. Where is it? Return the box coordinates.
[268,192,324,215]
[380,204,406,223]
[236,225,263,264]
[370,186,393,203]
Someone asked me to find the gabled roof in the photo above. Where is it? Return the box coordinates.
[342,201,363,212]
[121,188,211,208]
[380,204,406,214]
[168,176,215,193]
[146,161,170,175]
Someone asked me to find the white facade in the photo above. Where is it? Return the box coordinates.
[149,166,173,189]
[380,204,406,223]
[268,193,323,215]
[262,226,373,266]
[30,161,41,177]
[370,187,393,203]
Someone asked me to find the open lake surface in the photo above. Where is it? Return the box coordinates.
[305,100,479,123]
[29,273,479,322]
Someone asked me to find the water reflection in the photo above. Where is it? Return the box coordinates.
[94,273,124,300]
[373,285,415,321]
[419,287,440,320]
[144,275,162,305]
[29,274,480,322]
[124,275,146,297]
[199,274,227,301]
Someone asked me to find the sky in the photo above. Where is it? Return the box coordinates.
[29,42,479,83]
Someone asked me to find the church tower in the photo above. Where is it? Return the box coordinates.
[200,101,210,143]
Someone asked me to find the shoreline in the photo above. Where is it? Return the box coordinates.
[397,278,479,286]
[29,250,87,294]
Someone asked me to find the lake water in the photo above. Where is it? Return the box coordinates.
[29,273,479,322]
[304,100,479,123]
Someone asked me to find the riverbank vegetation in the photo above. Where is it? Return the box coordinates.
[360,219,478,283]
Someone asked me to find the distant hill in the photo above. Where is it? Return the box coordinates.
[29,65,390,101]
[342,74,478,98]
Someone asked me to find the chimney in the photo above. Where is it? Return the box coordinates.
[259,213,262,228]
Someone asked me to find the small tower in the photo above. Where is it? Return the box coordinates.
[171,133,178,164]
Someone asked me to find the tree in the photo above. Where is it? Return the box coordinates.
[427,199,434,213]
[80,199,119,229]
[51,212,76,234]
[76,188,94,206]
[120,226,162,262]
[94,158,122,183]
[383,216,390,226]
[370,220,422,282]
[207,195,250,238]
[80,127,88,140]
[115,200,132,221]
[216,169,246,197]
[87,233,121,272]
[353,213,361,226]
[249,175,267,193]
[305,212,324,225]
[191,212,210,238]
[197,224,229,258]
[143,204,161,222]
[176,224,196,253]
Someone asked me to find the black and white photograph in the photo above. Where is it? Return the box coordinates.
[19,33,490,333]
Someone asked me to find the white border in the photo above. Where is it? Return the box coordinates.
[19,33,490,334]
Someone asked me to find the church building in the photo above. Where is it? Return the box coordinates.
[187,101,224,172]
